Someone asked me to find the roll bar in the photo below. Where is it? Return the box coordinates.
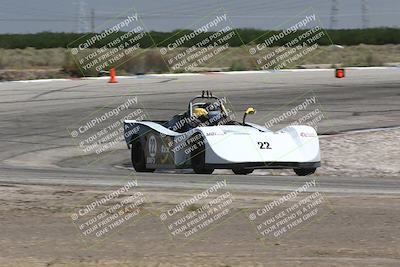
[187,90,221,117]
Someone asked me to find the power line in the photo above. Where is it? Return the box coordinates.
[76,0,89,33]
[91,8,95,33]
[330,0,339,29]
[361,0,369,28]
[0,11,398,23]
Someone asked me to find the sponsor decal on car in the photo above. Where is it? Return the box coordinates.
[300,132,317,137]
[147,135,157,164]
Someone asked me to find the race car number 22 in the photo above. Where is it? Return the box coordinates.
[257,141,271,149]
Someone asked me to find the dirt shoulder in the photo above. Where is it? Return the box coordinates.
[0,183,399,267]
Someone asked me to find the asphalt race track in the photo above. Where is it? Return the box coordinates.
[0,68,400,192]
[1,68,400,266]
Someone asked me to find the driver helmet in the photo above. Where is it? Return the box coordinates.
[205,103,223,125]
[193,107,208,117]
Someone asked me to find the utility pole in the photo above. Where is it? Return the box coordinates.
[91,8,95,33]
[76,0,89,33]
[329,0,339,29]
[361,0,369,28]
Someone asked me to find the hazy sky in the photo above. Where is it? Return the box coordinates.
[0,0,399,33]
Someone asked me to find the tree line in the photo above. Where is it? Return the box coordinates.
[0,28,398,49]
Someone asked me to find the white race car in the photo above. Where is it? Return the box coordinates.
[124,91,320,176]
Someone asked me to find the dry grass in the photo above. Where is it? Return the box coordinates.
[0,47,66,69]
[0,45,399,80]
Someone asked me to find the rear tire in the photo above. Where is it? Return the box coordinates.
[232,168,254,175]
[131,140,155,173]
[294,168,316,176]
[191,134,214,175]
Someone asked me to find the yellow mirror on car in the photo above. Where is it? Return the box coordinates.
[243,107,256,125]
[245,107,256,115]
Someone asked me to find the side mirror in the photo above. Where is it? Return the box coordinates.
[243,107,256,125]
[245,107,256,115]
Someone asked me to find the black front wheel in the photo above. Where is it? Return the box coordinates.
[293,168,316,176]
[191,135,214,175]
[131,141,155,172]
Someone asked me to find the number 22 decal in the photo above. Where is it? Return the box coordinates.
[257,141,271,149]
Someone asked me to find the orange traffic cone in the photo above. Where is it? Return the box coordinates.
[335,68,345,78]
[108,68,118,83]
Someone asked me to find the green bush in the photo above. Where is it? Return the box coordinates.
[230,61,247,71]
[0,28,399,49]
